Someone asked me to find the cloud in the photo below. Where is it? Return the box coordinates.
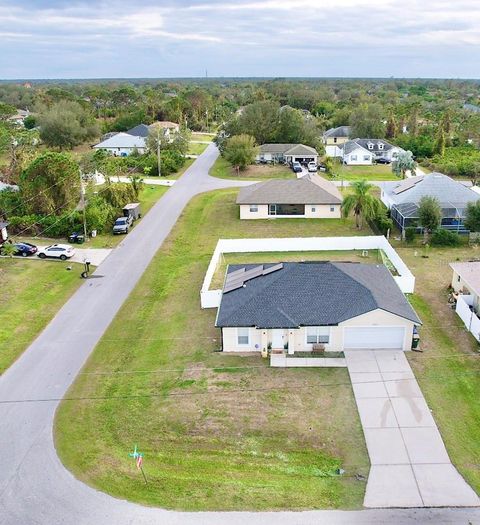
[0,0,479,78]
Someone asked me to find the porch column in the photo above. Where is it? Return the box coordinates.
[261,330,268,353]
[288,330,295,355]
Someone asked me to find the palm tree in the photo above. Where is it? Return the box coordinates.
[341,180,381,229]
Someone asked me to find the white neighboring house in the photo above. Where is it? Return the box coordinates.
[450,261,480,342]
[93,133,147,156]
[322,126,351,157]
[327,138,404,165]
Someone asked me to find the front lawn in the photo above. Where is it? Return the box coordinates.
[55,189,370,511]
[188,142,209,155]
[191,133,215,142]
[0,259,82,374]
[210,156,295,180]
[330,164,398,181]
[396,245,480,494]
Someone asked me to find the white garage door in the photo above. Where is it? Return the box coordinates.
[344,327,405,350]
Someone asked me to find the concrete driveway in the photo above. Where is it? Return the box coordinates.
[345,350,480,508]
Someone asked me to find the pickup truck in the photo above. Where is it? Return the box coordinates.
[112,215,133,234]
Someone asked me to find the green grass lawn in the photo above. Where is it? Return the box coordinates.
[188,142,209,155]
[396,245,480,494]
[211,250,381,288]
[55,189,370,511]
[210,156,294,180]
[330,164,398,181]
[191,133,215,142]
[0,259,82,374]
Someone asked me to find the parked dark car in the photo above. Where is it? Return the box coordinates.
[113,215,133,235]
[292,162,303,173]
[0,242,37,257]
[317,163,327,172]
[376,157,391,164]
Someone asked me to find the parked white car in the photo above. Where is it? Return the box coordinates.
[308,162,317,172]
[37,244,75,261]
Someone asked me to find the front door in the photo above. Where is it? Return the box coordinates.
[271,329,284,349]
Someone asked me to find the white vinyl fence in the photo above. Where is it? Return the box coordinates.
[455,295,480,342]
[201,236,416,308]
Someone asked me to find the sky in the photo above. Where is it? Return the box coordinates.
[1,0,480,79]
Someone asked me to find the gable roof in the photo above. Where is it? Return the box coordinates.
[236,174,342,205]
[340,138,401,155]
[93,133,146,150]
[216,262,421,328]
[384,173,479,212]
[126,124,150,137]
[258,143,318,156]
[449,261,480,297]
[323,126,351,138]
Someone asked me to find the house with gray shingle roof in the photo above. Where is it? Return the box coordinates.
[236,174,342,219]
[256,143,319,165]
[215,261,421,353]
[323,126,351,156]
[331,138,405,165]
[381,172,480,234]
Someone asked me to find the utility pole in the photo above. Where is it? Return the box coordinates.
[79,169,87,239]
[157,125,161,177]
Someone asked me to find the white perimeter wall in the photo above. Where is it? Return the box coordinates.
[201,236,416,308]
[455,295,480,342]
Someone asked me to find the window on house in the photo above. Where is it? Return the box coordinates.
[237,328,250,345]
[311,207,316,212]
[363,155,370,161]
[351,155,357,161]
[330,206,335,212]
[378,143,384,150]
[250,204,258,212]
[333,137,337,143]
[457,275,461,282]
[306,326,330,344]
[368,143,374,150]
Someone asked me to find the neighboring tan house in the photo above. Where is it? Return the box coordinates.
[382,173,480,234]
[215,261,421,353]
[449,261,480,342]
[0,220,9,243]
[328,138,404,165]
[93,132,147,156]
[236,174,342,219]
[150,121,180,135]
[322,126,351,156]
[256,144,319,165]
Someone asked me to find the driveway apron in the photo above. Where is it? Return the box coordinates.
[345,350,480,508]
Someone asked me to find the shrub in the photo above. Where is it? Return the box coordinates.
[431,229,461,246]
[404,227,416,243]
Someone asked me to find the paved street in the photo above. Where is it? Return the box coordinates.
[0,146,479,524]
[346,350,479,508]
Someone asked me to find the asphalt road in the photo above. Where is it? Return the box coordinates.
[0,145,479,525]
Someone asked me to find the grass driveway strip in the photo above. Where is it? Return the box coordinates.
[55,189,370,511]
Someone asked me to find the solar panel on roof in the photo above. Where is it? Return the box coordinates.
[227,267,246,278]
[262,263,283,275]
[242,265,264,282]
[392,176,424,195]
[223,281,245,294]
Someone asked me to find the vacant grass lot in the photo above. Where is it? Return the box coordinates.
[396,245,480,494]
[210,156,294,180]
[0,259,81,374]
[188,142,209,155]
[191,133,215,142]
[55,189,370,510]
[330,164,398,181]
